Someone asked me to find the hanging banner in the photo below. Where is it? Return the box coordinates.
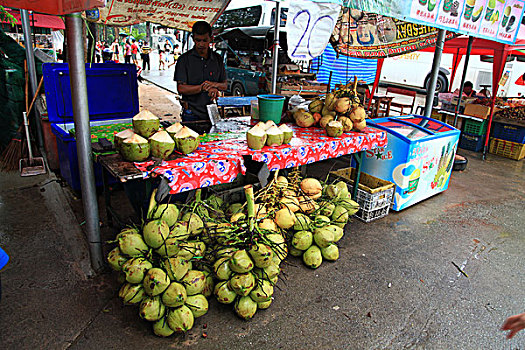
[343,0,525,43]
[286,1,342,61]
[91,0,230,31]
[331,10,458,58]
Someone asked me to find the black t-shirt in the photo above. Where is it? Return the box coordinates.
[174,48,226,120]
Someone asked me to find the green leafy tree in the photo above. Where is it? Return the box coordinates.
[131,28,145,41]
[0,6,17,26]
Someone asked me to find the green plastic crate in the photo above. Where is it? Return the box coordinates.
[463,119,488,136]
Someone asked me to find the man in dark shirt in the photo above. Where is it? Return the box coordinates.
[174,21,227,125]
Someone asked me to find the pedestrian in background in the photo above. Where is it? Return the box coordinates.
[131,39,139,66]
[124,40,132,64]
[159,50,166,70]
[140,42,151,71]
[111,39,120,63]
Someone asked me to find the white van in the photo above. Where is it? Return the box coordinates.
[380,51,525,97]
[214,0,289,31]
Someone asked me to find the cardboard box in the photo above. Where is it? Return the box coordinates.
[463,104,497,119]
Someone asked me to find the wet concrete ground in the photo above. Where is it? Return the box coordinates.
[0,147,523,349]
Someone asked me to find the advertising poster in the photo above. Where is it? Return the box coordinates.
[410,0,443,23]
[436,0,466,29]
[479,0,506,38]
[497,0,525,40]
[460,0,489,33]
[330,10,458,58]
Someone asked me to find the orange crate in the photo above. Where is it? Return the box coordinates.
[489,138,525,160]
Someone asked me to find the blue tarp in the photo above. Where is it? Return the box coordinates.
[311,44,377,90]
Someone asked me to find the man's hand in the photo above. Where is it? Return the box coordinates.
[208,87,220,100]
[502,312,525,339]
[201,81,217,91]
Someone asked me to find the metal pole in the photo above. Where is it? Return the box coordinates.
[424,29,446,118]
[453,36,474,128]
[271,1,281,94]
[65,13,104,272]
[20,9,44,150]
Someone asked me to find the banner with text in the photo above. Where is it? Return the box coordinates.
[331,10,458,58]
[343,0,525,44]
[86,0,230,31]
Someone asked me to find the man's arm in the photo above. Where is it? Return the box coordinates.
[201,80,227,92]
[177,83,205,96]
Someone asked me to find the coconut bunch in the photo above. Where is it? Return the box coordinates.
[246,120,293,150]
[106,190,215,337]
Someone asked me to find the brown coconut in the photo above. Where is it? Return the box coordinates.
[300,178,323,196]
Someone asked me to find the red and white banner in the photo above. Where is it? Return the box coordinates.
[90,0,230,31]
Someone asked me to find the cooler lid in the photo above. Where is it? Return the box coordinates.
[373,120,432,140]
[395,116,455,133]
[43,63,139,124]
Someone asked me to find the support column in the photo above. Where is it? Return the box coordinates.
[424,29,447,118]
[271,1,281,94]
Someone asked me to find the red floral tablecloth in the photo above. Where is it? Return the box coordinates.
[135,125,387,194]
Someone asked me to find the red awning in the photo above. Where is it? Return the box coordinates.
[0,0,103,15]
[2,9,65,30]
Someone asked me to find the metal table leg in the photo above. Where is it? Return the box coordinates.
[352,151,364,200]
[102,166,113,228]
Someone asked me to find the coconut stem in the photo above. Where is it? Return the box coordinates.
[244,185,255,231]
[195,189,202,203]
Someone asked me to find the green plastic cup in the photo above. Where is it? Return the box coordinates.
[257,95,285,124]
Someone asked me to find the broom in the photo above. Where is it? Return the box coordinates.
[0,62,42,171]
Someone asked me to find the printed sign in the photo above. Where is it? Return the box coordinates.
[344,0,525,43]
[92,0,229,31]
[286,1,342,60]
[330,10,458,58]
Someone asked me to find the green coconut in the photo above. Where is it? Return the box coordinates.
[148,203,180,228]
[201,270,214,298]
[258,218,279,232]
[149,130,175,159]
[313,228,335,248]
[213,257,233,280]
[167,305,194,333]
[257,299,272,310]
[216,247,238,259]
[226,203,243,217]
[321,244,340,261]
[118,232,149,257]
[120,134,150,162]
[246,125,267,150]
[335,181,349,198]
[292,230,313,251]
[143,219,170,249]
[249,279,274,302]
[293,213,312,231]
[229,272,256,296]
[264,120,277,130]
[176,241,203,260]
[162,282,187,307]
[107,247,128,271]
[153,317,175,337]
[274,207,296,229]
[185,294,208,318]
[289,247,304,257]
[265,125,284,147]
[174,126,200,154]
[214,280,237,304]
[325,120,344,137]
[169,222,190,241]
[332,205,349,223]
[162,257,192,281]
[139,296,166,322]
[303,245,323,269]
[333,222,346,229]
[323,224,344,242]
[181,212,204,236]
[119,283,146,305]
[279,124,293,144]
[122,257,153,284]
[338,197,360,215]
[230,249,254,273]
[206,194,224,210]
[253,264,280,281]
[266,233,288,260]
[255,121,267,130]
[143,268,171,296]
[181,270,206,295]
[114,128,135,152]
[166,122,183,139]
[155,237,180,258]
[314,215,331,228]
[133,110,160,138]
[234,295,258,320]
[319,201,336,217]
[249,243,274,268]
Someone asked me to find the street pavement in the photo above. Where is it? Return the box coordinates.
[140,51,178,94]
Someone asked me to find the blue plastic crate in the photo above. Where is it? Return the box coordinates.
[459,132,485,152]
[491,122,525,144]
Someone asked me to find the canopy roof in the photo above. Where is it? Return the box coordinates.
[421,36,525,55]
[1,8,65,30]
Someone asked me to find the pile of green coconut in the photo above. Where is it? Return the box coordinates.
[114,110,201,162]
[106,169,359,337]
[246,120,293,150]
